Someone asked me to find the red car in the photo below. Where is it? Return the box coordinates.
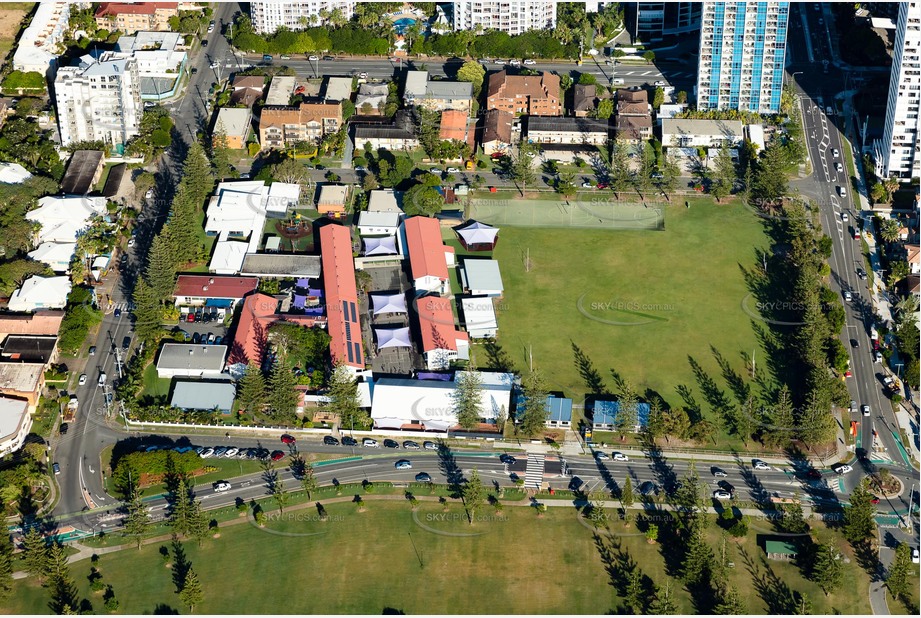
[871,497,880,505]
[596,183,608,189]
[186,312,195,323]
[270,450,285,462]
[844,370,853,378]
[280,434,295,445]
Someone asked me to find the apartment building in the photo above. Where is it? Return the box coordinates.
[452,1,557,34]
[877,2,921,180]
[12,1,73,75]
[403,71,474,113]
[486,71,561,116]
[94,2,180,33]
[696,1,789,114]
[258,101,343,149]
[249,1,357,34]
[54,53,142,150]
[630,2,701,41]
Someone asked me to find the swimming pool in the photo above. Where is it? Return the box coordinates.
[393,17,416,34]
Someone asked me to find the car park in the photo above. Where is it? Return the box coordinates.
[833,463,852,474]
[594,451,610,460]
[214,481,231,492]
[270,450,285,461]
[402,440,420,450]
[415,472,432,482]
[423,441,438,450]
[363,438,380,448]
[752,459,770,471]
[324,435,340,446]
[712,490,732,500]
[383,439,399,449]
[281,434,296,445]
[342,436,358,446]
[711,467,728,477]
[53,463,61,475]
[395,459,412,470]
[611,452,629,462]
[861,404,871,417]
[78,374,87,386]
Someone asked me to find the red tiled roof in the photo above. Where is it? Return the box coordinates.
[320,224,364,370]
[404,216,449,282]
[416,295,468,353]
[0,310,65,337]
[173,275,259,300]
[95,2,178,17]
[439,110,467,141]
[228,293,277,366]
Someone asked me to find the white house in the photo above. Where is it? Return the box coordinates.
[460,297,498,339]
[661,118,744,148]
[26,196,108,245]
[0,397,32,456]
[0,162,33,184]
[204,181,270,253]
[357,211,400,237]
[156,343,228,379]
[8,276,72,312]
[460,259,503,297]
[265,182,300,217]
[28,242,76,273]
[207,240,249,275]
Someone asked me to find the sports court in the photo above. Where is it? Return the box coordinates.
[468,196,665,230]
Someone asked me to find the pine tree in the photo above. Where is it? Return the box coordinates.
[461,469,485,524]
[132,277,164,344]
[621,477,634,508]
[187,499,209,546]
[236,362,267,417]
[169,478,192,536]
[843,480,877,543]
[711,142,736,202]
[327,362,365,430]
[681,525,713,586]
[588,493,608,528]
[624,568,644,613]
[714,585,746,614]
[649,580,678,614]
[124,489,151,549]
[615,388,639,436]
[180,142,214,208]
[144,231,178,299]
[21,527,48,580]
[765,385,796,447]
[178,568,203,612]
[164,188,200,267]
[797,390,837,445]
[300,461,318,499]
[0,533,13,601]
[812,543,844,595]
[268,362,298,420]
[453,369,484,430]
[210,129,233,181]
[518,370,549,436]
[271,475,288,514]
[778,494,809,534]
[609,137,632,198]
[753,141,790,205]
[885,542,912,600]
[46,543,80,615]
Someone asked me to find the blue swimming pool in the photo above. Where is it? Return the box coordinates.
[393,17,416,34]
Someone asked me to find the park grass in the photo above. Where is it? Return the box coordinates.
[485,197,769,443]
[138,363,170,402]
[3,502,877,615]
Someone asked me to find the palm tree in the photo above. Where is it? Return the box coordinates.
[879,218,901,245]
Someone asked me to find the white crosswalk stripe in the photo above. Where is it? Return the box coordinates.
[524,453,545,489]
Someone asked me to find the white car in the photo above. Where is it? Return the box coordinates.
[833,463,853,474]
[611,452,629,462]
[712,490,732,500]
[209,62,218,69]
[430,168,442,174]
[711,467,728,477]
[836,162,844,173]
[594,451,610,460]
[581,182,593,188]
[127,237,135,247]
[446,167,460,173]
[200,448,215,458]
[841,212,848,222]
[912,548,919,564]
[523,59,536,65]
[224,447,239,458]
[832,148,839,158]
[358,72,368,79]
[508,59,521,66]
[213,481,231,492]
[145,188,154,200]
[653,80,666,86]
[363,438,380,448]
[752,459,771,471]
[308,55,318,61]
[861,405,871,417]
[843,290,852,302]
[78,374,87,386]
[494,59,506,65]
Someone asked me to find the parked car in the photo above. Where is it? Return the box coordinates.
[857,267,867,280]
[594,451,610,460]
[833,463,853,474]
[841,211,848,221]
[523,58,536,65]
[712,490,732,500]
[402,440,420,450]
[89,346,96,356]
[423,441,438,450]
[322,55,334,61]
[358,72,367,79]
[912,548,919,564]
[499,454,516,465]
[187,312,195,323]
[324,435,340,446]
[122,335,131,350]
[395,459,412,470]
[383,439,400,449]
[836,162,843,173]
[270,450,285,461]
[78,374,87,386]
[280,54,291,60]
[873,350,882,363]
[192,333,201,344]
[832,148,839,158]
[446,167,460,173]
[752,459,771,471]
[281,434,296,445]
[653,80,666,86]
[213,481,231,492]
[611,452,629,462]
[342,436,358,446]
[59,423,68,435]
[200,448,215,458]
[415,472,432,482]
[207,20,215,33]
[639,481,658,496]
[224,447,239,458]
[362,438,380,448]
[53,462,61,475]
[213,447,228,457]
[145,188,154,200]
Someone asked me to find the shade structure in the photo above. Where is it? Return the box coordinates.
[375,327,412,349]
[455,220,499,249]
[364,236,398,256]
[371,293,407,315]
[293,294,308,308]
[296,278,312,289]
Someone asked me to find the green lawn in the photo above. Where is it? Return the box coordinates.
[485,197,769,440]
[4,502,885,615]
[138,363,171,402]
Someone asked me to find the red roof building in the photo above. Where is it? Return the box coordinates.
[416,295,469,370]
[439,109,468,142]
[404,216,453,294]
[0,310,65,338]
[320,224,364,373]
[94,2,179,33]
[173,275,259,307]
[228,294,326,367]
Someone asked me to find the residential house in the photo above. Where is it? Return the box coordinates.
[264,75,297,106]
[156,343,228,379]
[416,295,469,370]
[460,259,503,297]
[353,111,419,151]
[0,335,58,365]
[226,292,325,370]
[0,311,65,339]
[230,75,266,107]
[906,244,920,274]
[323,76,353,102]
[526,116,610,146]
[355,82,390,115]
[460,297,497,339]
[0,397,32,456]
[172,275,258,309]
[661,118,745,148]
[320,224,364,374]
[60,150,105,195]
[614,87,652,143]
[481,109,514,156]
[439,109,470,143]
[573,83,605,117]
[357,211,400,237]
[28,242,76,273]
[0,364,44,407]
[26,196,108,245]
[95,2,180,33]
[258,101,343,150]
[403,71,428,106]
[590,400,651,433]
[367,189,404,214]
[486,71,561,116]
[170,381,235,413]
[404,71,474,113]
[316,184,349,215]
[214,107,252,149]
[8,276,71,312]
[203,181,273,251]
[0,162,32,185]
[403,216,454,294]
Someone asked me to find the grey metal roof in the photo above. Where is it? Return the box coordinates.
[60,150,104,195]
[157,344,228,371]
[170,381,235,411]
[240,254,322,278]
[462,259,503,292]
[527,116,610,134]
[425,81,473,99]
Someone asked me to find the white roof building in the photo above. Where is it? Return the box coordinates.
[0,162,33,184]
[460,259,504,297]
[266,182,300,216]
[8,276,72,312]
[214,107,252,144]
[357,211,400,237]
[370,371,514,431]
[115,31,187,78]
[661,118,744,148]
[460,297,498,339]
[156,343,228,379]
[28,242,76,273]
[12,1,72,75]
[208,240,249,275]
[26,196,108,245]
[265,75,297,106]
[324,76,353,102]
[204,181,270,252]
[367,189,404,214]
[0,397,32,456]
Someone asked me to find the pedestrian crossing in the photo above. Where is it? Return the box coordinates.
[109,301,135,313]
[524,453,545,489]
